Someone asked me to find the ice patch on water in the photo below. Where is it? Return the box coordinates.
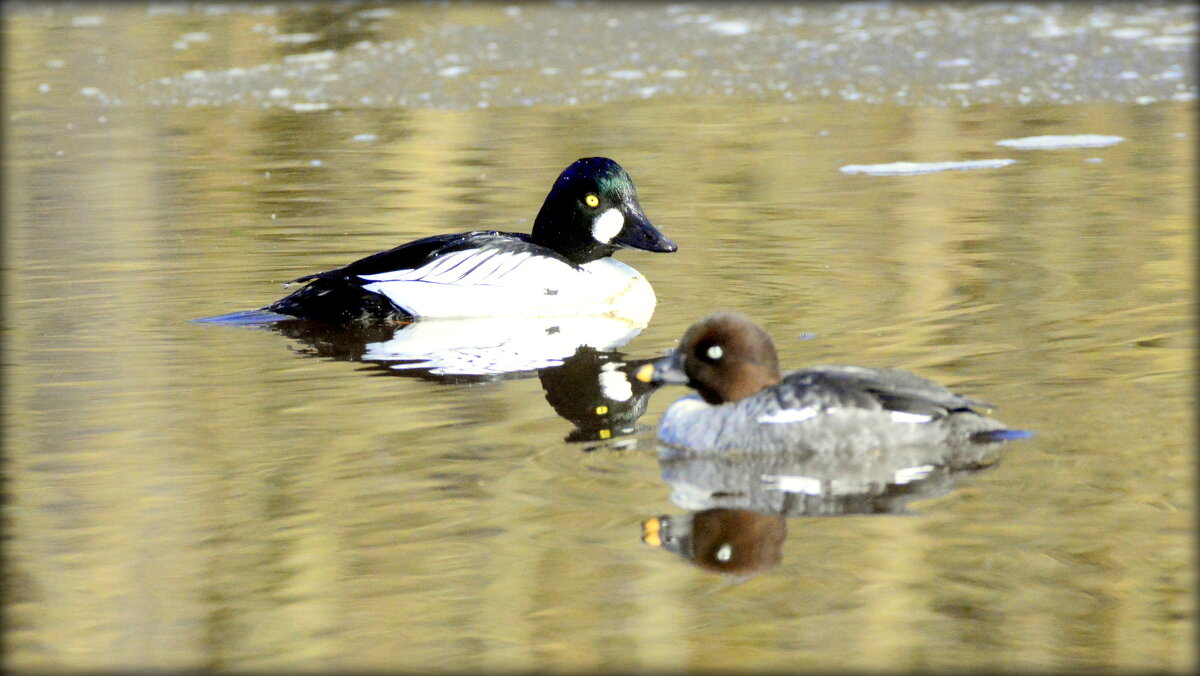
[709,20,752,36]
[283,50,336,64]
[995,134,1126,149]
[357,8,394,19]
[272,33,320,44]
[1143,35,1195,48]
[840,159,1017,176]
[71,15,105,27]
[1110,27,1151,39]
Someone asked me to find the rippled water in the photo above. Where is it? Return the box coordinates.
[4,3,1195,672]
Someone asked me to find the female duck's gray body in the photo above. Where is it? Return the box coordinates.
[638,311,1031,455]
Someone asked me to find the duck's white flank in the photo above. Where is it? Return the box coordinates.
[359,251,656,319]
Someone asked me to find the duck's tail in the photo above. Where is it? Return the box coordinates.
[970,428,1036,443]
[192,308,290,325]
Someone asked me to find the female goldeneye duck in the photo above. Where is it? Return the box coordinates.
[636,311,1033,453]
[264,157,677,323]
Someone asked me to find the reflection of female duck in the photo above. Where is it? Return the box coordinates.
[643,509,786,578]
[642,441,1008,578]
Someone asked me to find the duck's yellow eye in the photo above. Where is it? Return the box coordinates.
[584,193,600,208]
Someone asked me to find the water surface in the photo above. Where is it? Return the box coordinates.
[4,2,1195,672]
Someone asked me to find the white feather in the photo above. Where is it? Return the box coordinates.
[598,364,633,402]
[889,411,934,423]
[592,208,624,244]
[359,253,656,320]
[758,407,820,424]
[893,464,936,484]
[362,314,647,375]
[762,474,823,495]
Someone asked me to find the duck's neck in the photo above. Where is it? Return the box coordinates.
[706,364,782,405]
[531,213,612,265]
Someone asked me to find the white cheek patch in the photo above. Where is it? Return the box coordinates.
[598,363,633,402]
[592,208,624,244]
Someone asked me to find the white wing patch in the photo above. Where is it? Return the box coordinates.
[762,474,823,495]
[592,208,624,244]
[889,411,935,423]
[893,464,936,484]
[359,249,585,317]
[354,250,654,319]
[358,248,538,286]
[758,406,820,424]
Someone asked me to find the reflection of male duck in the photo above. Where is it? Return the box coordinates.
[537,347,659,445]
[255,316,661,443]
[358,315,645,377]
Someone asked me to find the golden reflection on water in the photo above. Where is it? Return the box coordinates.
[5,6,1196,675]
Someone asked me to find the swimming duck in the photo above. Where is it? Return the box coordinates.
[264,157,676,322]
[636,311,1032,453]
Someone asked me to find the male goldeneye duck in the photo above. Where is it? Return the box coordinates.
[264,157,676,323]
[636,311,1033,453]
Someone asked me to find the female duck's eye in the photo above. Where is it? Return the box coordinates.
[704,344,723,361]
[584,193,600,208]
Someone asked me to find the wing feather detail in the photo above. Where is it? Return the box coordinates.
[359,249,547,286]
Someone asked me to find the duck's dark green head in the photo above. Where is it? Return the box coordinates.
[531,157,677,264]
